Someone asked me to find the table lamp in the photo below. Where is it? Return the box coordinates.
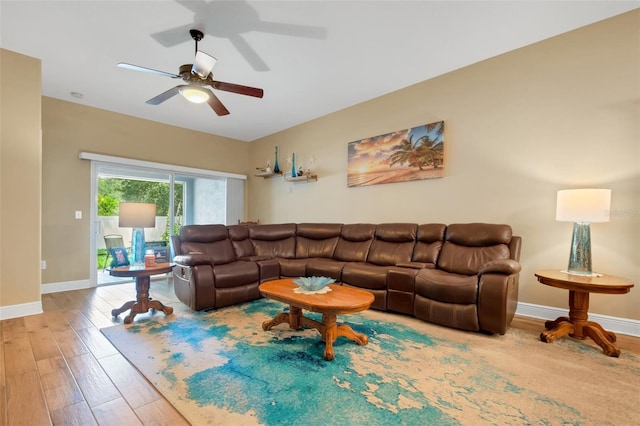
[119,202,156,265]
[556,189,611,276]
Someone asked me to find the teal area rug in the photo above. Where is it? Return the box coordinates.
[101,299,640,425]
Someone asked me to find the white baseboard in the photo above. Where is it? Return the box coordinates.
[2,285,638,338]
[0,301,43,321]
[516,302,640,337]
[41,279,91,294]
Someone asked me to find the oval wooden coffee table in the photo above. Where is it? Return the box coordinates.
[259,278,375,361]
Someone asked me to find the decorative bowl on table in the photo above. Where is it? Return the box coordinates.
[293,276,335,294]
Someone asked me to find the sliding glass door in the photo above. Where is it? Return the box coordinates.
[92,164,243,286]
[96,165,172,285]
[174,174,226,227]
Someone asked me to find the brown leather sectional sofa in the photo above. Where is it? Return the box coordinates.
[172,222,522,334]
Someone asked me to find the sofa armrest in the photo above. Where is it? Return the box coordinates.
[255,258,280,282]
[478,259,521,275]
[395,262,433,269]
[173,253,215,267]
[477,272,519,335]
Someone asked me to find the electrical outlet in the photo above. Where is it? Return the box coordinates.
[41,260,47,269]
[75,210,82,219]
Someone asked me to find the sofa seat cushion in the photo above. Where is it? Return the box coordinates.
[213,261,259,289]
[279,258,308,277]
[341,262,388,290]
[306,258,346,281]
[415,268,478,304]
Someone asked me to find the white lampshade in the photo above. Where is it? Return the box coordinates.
[556,189,611,223]
[119,202,156,228]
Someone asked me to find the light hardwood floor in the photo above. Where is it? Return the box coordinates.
[1,278,638,425]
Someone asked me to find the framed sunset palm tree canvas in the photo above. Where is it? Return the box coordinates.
[347,121,444,187]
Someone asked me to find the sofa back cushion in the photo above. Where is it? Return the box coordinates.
[178,224,237,265]
[412,223,446,265]
[366,223,417,266]
[333,224,376,262]
[295,223,341,259]
[437,223,512,275]
[227,225,255,259]
[249,224,297,259]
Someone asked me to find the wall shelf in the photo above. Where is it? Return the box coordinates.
[255,171,282,179]
[284,174,317,183]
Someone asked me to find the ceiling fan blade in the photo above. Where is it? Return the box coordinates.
[210,80,264,98]
[192,51,217,79]
[203,88,230,116]
[146,86,183,105]
[117,63,180,79]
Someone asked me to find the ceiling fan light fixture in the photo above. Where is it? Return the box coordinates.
[179,85,210,104]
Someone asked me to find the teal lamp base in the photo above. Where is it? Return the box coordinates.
[564,222,599,276]
[131,227,146,265]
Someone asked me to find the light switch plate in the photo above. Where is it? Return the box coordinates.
[75,211,82,219]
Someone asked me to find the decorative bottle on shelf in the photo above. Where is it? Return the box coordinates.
[273,146,280,173]
[291,152,297,177]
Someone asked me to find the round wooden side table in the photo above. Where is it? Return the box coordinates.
[108,262,175,324]
[534,269,634,357]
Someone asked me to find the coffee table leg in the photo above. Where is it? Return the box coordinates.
[337,324,369,346]
[260,302,371,361]
[262,305,304,331]
[320,314,369,361]
[262,313,290,331]
[323,314,337,361]
[289,306,302,329]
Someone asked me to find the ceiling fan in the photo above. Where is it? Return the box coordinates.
[117,29,263,116]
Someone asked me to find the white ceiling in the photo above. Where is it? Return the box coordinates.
[1,1,637,142]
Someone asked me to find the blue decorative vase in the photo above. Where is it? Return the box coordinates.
[291,152,297,177]
[273,146,280,173]
[131,227,146,265]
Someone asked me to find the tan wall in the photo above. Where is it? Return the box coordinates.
[41,97,249,284]
[0,49,42,306]
[248,11,640,319]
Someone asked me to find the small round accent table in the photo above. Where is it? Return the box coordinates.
[534,269,634,357]
[108,262,174,324]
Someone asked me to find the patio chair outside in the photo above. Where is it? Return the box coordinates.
[103,234,125,271]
